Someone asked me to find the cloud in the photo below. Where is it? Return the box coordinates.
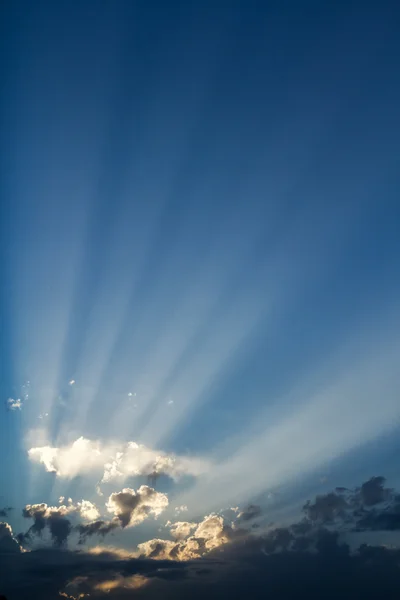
[76,520,120,543]
[3,476,400,599]
[0,547,187,600]
[1,533,399,600]
[22,503,73,547]
[301,476,400,535]
[20,499,102,547]
[236,504,262,522]
[303,492,349,523]
[106,486,169,528]
[359,476,392,506]
[93,574,149,592]
[0,508,12,518]
[7,397,22,411]
[168,521,197,540]
[28,437,210,483]
[0,522,23,554]
[76,500,101,522]
[137,475,400,566]
[28,438,108,478]
[138,513,242,561]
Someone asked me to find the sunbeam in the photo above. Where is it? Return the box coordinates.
[1,1,400,599]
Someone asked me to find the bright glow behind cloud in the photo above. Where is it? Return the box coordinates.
[28,436,211,482]
[106,486,169,528]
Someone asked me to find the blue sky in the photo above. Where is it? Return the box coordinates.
[1,0,400,581]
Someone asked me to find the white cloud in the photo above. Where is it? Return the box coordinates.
[102,441,209,483]
[28,436,210,482]
[7,398,22,411]
[76,500,100,522]
[138,513,232,561]
[28,438,106,478]
[106,486,168,528]
[168,520,197,540]
[24,499,100,523]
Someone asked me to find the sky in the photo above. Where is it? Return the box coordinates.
[1,0,400,598]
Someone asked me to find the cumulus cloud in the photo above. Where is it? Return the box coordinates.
[136,475,400,566]
[106,486,169,528]
[301,476,400,535]
[0,522,23,553]
[22,503,73,547]
[303,491,349,523]
[20,499,102,547]
[76,500,101,522]
[168,521,197,540]
[137,537,198,561]
[138,513,241,561]
[358,476,392,506]
[28,438,107,478]
[28,437,210,483]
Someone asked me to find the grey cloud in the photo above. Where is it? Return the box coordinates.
[21,504,72,547]
[0,508,12,518]
[302,476,400,534]
[236,504,262,522]
[359,476,392,506]
[106,486,168,528]
[303,491,348,523]
[355,502,400,532]
[3,474,400,599]
[76,519,120,543]
[48,515,72,547]
[0,522,22,554]
[0,547,188,600]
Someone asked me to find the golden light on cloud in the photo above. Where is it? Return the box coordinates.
[94,574,149,592]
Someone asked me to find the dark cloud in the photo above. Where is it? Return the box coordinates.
[106,486,168,528]
[262,526,294,553]
[355,501,400,532]
[0,522,22,554]
[76,519,120,543]
[236,504,262,522]
[359,476,392,506]
[302,476,398,530]
[303,491,348,522]
[3,475,400,599]
[21,504,72,547]
[0,547,189,600]
[0,508,12,518]
[5,537,396,600]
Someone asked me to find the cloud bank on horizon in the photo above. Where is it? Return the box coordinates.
[2,474,400,599]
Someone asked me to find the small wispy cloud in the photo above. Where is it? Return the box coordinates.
[7,397,23,411]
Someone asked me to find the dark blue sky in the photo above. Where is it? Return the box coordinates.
[1,0,400,553]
